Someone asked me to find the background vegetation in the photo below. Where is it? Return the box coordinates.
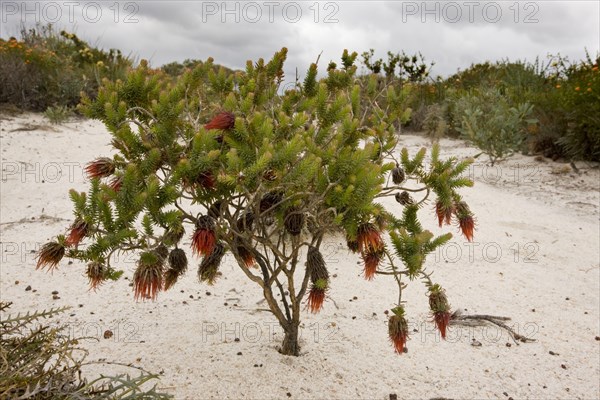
[1,26,597,161]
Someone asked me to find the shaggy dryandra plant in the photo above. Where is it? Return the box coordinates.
[38,49,476,355]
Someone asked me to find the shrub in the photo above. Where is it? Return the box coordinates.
[453,88,536,165]
[37,49,476,356]
[44,105,74,124]
[555,53,600,161]
[0,24,131,111]
[0,302,171,399]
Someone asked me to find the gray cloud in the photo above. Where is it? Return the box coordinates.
[1,0,598,78]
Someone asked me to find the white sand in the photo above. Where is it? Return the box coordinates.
[1,112,599,400]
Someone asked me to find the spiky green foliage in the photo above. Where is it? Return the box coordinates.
[41,49,475,356]
[0,302,171,399]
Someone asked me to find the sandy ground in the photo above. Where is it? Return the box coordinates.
[1,112,599,400]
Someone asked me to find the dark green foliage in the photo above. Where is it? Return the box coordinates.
[0,302,171,399]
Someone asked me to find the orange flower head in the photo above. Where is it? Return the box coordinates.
[361,248,384,280]
[192,215,216,256]
[356,223,383,253]
[85,157,115,179]
[388,307,409,354]
[65,219,88,247]
[454,201,475,242]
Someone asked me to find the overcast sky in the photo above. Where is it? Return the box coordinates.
[2,1,599,79]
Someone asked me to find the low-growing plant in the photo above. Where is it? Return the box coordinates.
[44,105,74,124]
[0,302,171,399]
[453,88,536,165]
[37,49,476,356]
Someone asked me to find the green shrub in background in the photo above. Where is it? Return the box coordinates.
[453,88,536,165]
[0,24,132,111]
[554,53,600,161]
[44,104,74,124]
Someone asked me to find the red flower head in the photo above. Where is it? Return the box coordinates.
[204,111,235,135]
[307,280,328,313]
[454,201,475,242]
[361,247,384,280]
[192,215,216,256]
[435,200,454,228]
[65,219,88,247]
[36,240,65,272]
[306,246,329,313]
[108,176,123,192]
[198,242,226,284]
[235,239,256,268]
[429,284,451,339]
[85,157,115,179]
[133,251,164,301]
[86,261,106,290]
[164,248,188,290]
[356,223,384,253]
[388,306,409,354]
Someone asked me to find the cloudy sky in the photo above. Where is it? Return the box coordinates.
[2,1,599,78]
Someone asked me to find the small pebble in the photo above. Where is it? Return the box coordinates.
[561,364,567,369]
[189,295,194,299]
[565,297,570,300]
[78,304,83,308]
[182,301,188,305]
[52,295,60,300]
[503,392,508,397]
[237,352,242,356]
[254,364,259,367]
[506,343,511,348]
[51,290,59,295]
[25,285,32,291]
[352,316,356,320]
[104,330,114,339]
[206,291,212,296]
[14,280,19,285]
[549,351,559,356]
[595,336,600,341]
[286,393,291,398]
[67,261,73,265]
[471,339,482,347]
[224,302,228,306]
[531,308,535,312]
[353,296,358,300]
[234,338,240,342]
